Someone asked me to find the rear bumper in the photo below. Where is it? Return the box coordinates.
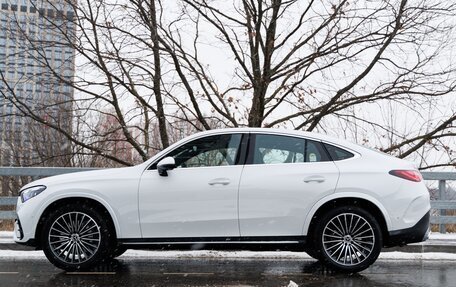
[386,210,430,247]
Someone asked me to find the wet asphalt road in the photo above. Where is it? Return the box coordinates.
[0,257,455,287]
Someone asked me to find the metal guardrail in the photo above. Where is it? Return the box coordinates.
[424,173,456,233]
[0,197,17,220]
[0,168,455,232]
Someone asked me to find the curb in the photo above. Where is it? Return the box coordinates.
[0,242,35,250]
[386,241,456,254]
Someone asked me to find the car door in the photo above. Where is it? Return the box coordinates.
[239,133,339,237]
[138,133,245,238]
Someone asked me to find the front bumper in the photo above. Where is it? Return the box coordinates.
[14,215,37,247]
[14,218,23,240]
[386,210,430,247]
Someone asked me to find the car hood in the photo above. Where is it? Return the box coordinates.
[20,166,139,191]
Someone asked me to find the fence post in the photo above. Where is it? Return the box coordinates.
[439,179,446,233]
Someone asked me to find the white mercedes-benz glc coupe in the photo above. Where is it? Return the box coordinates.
[14,128,430,272]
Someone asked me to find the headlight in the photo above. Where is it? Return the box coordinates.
[20,185,47,203]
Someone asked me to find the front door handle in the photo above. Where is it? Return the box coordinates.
[208,178,231,186]
[303,176,325,183]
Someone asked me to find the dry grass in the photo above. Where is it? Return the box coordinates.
[0,220,14,231]
[0,205,15,231]
[431,224,456,233]
[431,209,456,233]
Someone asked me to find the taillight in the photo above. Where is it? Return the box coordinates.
[389,170,422,182]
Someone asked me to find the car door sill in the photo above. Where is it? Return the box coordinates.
[119,235,306,243]
[118,236,307,251]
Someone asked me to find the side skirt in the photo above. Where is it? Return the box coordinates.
[118,236,307,252]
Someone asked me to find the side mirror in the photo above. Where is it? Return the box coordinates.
[157,157,176,177]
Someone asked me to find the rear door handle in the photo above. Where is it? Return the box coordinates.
[303,176,325,183]
[208,178,231,186]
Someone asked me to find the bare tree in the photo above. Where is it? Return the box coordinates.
[167,0,456,168]
[0,0,455,170]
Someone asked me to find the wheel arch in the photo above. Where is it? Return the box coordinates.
[34,196,120,248]
[303,194,391,244]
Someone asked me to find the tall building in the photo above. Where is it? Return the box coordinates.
[0,0,75,194]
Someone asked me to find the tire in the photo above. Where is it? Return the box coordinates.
[313,206,382,273]
[110,245,128,258]
[41,202,114,271]
[304,246,322,261]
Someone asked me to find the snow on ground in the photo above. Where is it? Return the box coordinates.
[1,249,456,261]
[427,232,456,241]
[0,231,13,238]
[379,252,456,261]
[0,231,14,244]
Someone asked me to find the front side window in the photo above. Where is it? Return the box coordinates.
[251,134,330,165]
[162,134,242,168]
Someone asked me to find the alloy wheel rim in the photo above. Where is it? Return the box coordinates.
[322,213,375,266]
[48,212,101,264]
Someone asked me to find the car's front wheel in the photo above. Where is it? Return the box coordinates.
[314,206,382,273]
[41,202,113,271]
[109,245,128,258]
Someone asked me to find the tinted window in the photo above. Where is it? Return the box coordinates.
[251,135,329,165]
[162,134,242,168]
[324,143,354,161]
[306,140,330,162]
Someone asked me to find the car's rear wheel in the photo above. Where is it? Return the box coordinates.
[41,203,113,271]
[304,245,322,260]
[314,206,382,273]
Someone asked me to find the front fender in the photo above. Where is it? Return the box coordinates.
[36,191,122,238]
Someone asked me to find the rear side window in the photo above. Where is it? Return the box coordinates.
[324,143,354,161]
[306,140,330,162]
[250,134,330,165]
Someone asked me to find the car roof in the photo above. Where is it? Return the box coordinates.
[189,127,364,154]
[141,127,405,168]
[196,128,410,165]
